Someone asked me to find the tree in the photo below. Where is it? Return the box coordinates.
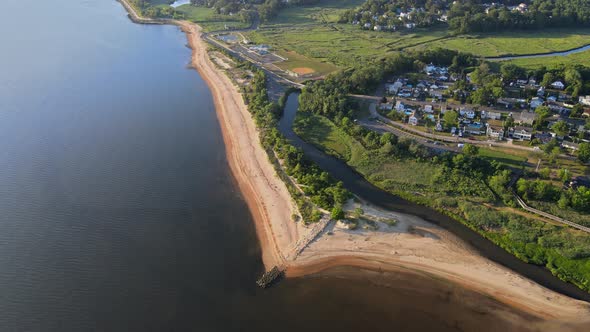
[471,62,491,85]
[331,206,345,220]
[578,142,590,163]
[535,106,552,128]
[558,168,572,182]
[539,167,551,179]
[571,104,584,118]
[463,144,479,156]
[503,116,514,130]
[551,120,569,137]
[501,63,525,82]
[540,72,554,87]
[443,110,459,129]
[353,207,364,219]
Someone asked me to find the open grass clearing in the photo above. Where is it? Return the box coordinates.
[175,4,249,31]
[274,50,339,76]
[408,28,590,57]
[505,50,590,69]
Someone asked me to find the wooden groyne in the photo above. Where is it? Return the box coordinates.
[256,266,284,288]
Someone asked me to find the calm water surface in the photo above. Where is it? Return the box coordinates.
[0,1,548,331]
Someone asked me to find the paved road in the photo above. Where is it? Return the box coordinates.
[358,104,460,153]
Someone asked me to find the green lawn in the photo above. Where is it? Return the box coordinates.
[479,148,527,169]
[409,28,590,57]
[274,50,339,76]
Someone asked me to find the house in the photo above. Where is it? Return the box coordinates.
[514,111,537,125]
[464,123,484,135]
[435,120,443,131]
[363,23,372,29]
[373,25,383,31]
[579,95,590,106]
[395,100,405,112]
[583,109,590,118]
[486,124,505,140]
[386,81,403,94]
[379,103,393,111]
[530,97,544,109]
[510,126,533,140]
[551,81,565,90]
[459,108,476,119]
[482,111,502,120]
[423,105,433,113]
[547,95,558,102]
[451,127,457,135]
[528,77,538,86]
[535,132,552,144]
[429,90,443,100]
[408,112,419,126]
[562,141,579,151]
[405,23,416,29]
[537,86,545,97]
[497,98,514,109]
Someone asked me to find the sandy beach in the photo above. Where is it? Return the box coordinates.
[118,0,590,326]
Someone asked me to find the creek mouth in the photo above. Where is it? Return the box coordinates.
[279,93,590,303]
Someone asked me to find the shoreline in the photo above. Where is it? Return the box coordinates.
[117,0,590,325]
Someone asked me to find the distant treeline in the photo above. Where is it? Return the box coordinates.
[190,0,320,21]
[340,0,451,28]
[448,0,590,34]
[341,0,590,34]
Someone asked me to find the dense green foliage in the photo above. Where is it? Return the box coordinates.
[340,0,450,28]
[448,0,590,34]
[238,63,349,223]
[190,0,320,22]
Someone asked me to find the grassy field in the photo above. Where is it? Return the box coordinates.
[294,112,438,191]
[409,28,590,57]
[479,147,527,169]
[504,50,590,69]
[265,0,364,26]
[274,50,339,77]
[294,112,363,160]
[174,4,250,31]
[246,25,446,67]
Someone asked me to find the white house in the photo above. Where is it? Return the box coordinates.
[379,103,393,111]
[395,100,405,112]
[510,126,533,140]
[423,105,433,113]
[435,120,443,131]
[579,95,590,106]
[486,124,505,140]
[459,108,476,119]
[551,81,565,90]
[482,111,502,120]
[408,112,419,126]
[386,81,403,94]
